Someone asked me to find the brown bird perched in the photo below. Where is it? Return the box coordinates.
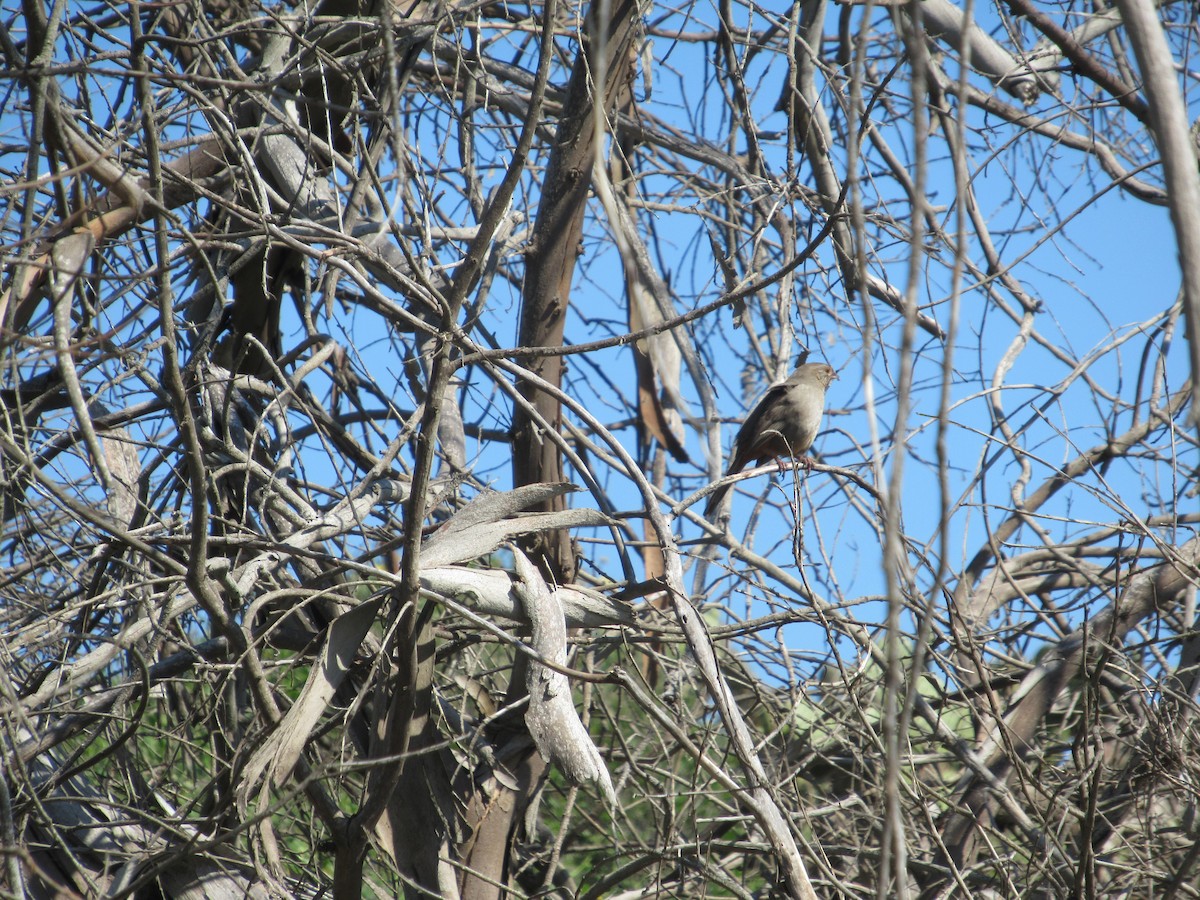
[705,362,837,517]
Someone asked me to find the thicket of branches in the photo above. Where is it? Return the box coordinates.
[1,0,1199,897]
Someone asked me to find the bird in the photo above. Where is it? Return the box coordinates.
[705,362,837,518]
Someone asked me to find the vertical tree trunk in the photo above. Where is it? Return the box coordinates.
[512,0,643,584]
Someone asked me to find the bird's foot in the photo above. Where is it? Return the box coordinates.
[774,455,814,473]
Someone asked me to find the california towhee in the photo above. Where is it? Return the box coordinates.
[705,362,837,517]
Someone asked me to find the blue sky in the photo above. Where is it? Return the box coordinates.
[1,0,1194,685]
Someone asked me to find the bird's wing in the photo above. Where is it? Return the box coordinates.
[727,382,789,472]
